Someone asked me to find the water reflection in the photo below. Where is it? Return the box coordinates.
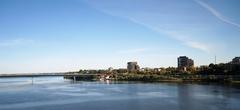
[178,84,198,110]
[0,77,240,110]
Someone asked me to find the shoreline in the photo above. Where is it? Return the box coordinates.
[64,73,240,85]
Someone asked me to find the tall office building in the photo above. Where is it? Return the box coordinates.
[178,56,194,70]
[127,62,140,73]
[232,57,240,64]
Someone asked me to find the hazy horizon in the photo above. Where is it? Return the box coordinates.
[1,0,240,73]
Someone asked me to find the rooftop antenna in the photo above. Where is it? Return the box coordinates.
[214,55,217,64]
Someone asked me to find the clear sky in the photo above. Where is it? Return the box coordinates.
[0,0,240,73]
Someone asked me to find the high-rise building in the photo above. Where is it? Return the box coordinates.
[232,57,240,64]
[178,56,194,70]
[127,62,140,73]
[188,59,194,67]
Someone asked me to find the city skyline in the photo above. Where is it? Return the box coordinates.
[0,0,240,73]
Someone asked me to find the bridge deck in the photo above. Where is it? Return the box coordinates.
[0,74,98,78]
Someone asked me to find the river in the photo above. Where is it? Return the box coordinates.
[0,76,240,110]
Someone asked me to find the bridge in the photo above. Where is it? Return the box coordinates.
[0,73,98,78]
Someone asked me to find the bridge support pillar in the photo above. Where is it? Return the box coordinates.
[73,76,76,81]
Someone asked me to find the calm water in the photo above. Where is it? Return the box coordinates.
[0,77,240,110]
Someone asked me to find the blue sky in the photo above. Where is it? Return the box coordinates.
[0,0,240,73]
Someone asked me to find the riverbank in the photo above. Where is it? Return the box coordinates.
[64,73,240,84]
